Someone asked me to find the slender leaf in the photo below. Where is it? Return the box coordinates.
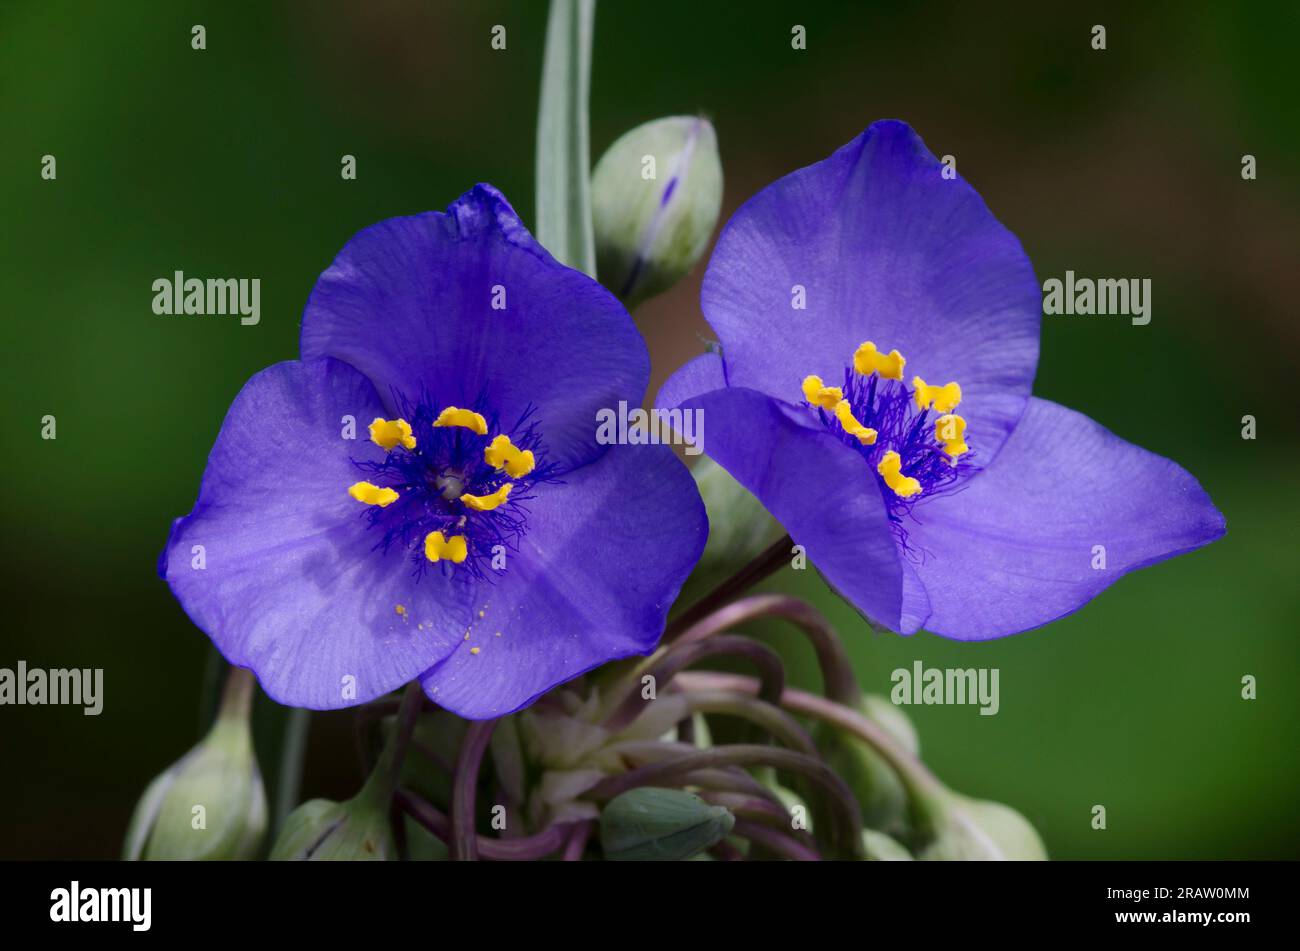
[535,0,596,276]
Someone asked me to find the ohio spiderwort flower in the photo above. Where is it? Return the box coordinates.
[658,121,1224,639]
[161,185,707,716]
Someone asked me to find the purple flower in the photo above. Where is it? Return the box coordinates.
[659,121,1224,640]
[162,185,707,716]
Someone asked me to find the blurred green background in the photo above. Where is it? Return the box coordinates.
[2,0,1296,859]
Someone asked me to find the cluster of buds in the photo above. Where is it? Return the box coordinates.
[126,471,1044,864]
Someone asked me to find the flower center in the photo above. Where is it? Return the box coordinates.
[801,341,978,520]
[345,395,551,577]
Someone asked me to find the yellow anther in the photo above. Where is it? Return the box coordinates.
[853,341,906,380]
[433,406,488,435]
[348,481,400,507]
[832,400,878,445]
[912,376,962,413]
[935,414,969,462]
[484,434,535,478]
[424,531,468,564]
[369,418,416,451]
[801,375,844,410]
[877,450,922,498]
[461,483,513,512]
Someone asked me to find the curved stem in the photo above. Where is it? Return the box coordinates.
[677,689,816,756]
[664,533,793,641]
[731,818,821,862]
[563,820,593,861]
[604,740,792,811]
[397,790,569,861]
[675,671,945,802]
[701,791,818,848]
[449,720,498,861]
[679,594,861,707]
[587,744,863,860]
[601,589,859,723]
[605,634,785,732]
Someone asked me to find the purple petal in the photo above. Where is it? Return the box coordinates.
[301,184,649,473]
[161,359,471,708]
[904,397,1226,640]
[420,443,708,719]
[701,120,1041,465]
[677,386,912,631]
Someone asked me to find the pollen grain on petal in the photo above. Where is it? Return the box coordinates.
[484,434,535,477]
[433,406,488,435]
[801,374,843,410]
[369,417,416,451]
[461,483,513,512]
[424,531,468,564]
[912,376,962,413]
[935,414,969,462]
[853,341,905,380]
[877,450,922,498]
[348,481,400,507]
[832,399,878,445]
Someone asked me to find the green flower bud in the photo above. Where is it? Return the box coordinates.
[123,669,267,861]
[269,789,395,861]
[272,690,426,861]
[913,787,1047,861]
[600,787,734,861]
[592,116,723,307]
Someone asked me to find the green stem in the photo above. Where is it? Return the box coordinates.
[196,646,227,735]
[664,534,793,640]
[272,708,310,834]
[353,682,425,812]
[218,666,256,723]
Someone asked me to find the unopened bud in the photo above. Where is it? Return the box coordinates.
[592,116,723,307]
[123,669,267,860]
[269,791,395,861]
[600,787,734,861]
[914,787,1047,861]
[862,829,914,861]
